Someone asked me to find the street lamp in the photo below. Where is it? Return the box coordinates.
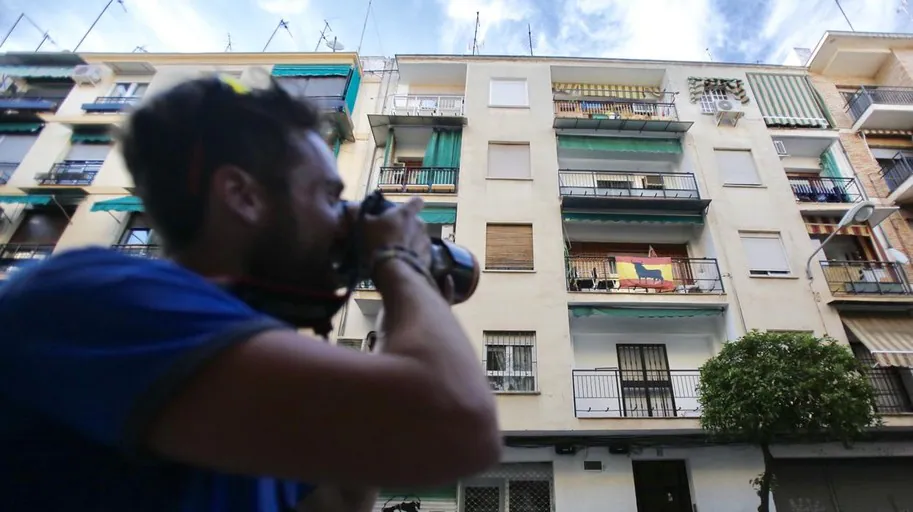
[805,200,876,279]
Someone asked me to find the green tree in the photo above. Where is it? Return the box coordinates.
[698,330,881,512]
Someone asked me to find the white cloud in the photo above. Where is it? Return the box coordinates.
[126,0,224,52]
[258,0,311,15]
[437,0,535,53]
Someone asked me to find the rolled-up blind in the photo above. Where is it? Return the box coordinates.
[486,224,534,270]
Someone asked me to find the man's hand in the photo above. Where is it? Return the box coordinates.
[297,485,379,512]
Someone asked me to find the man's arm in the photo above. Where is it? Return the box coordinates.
[297,486,378,512]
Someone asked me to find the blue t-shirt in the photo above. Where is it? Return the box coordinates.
[0,248,314,511]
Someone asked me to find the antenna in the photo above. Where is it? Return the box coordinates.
[225,32,233,52]
[315,20,339,52]
[74,0,126,51]
[0,14,25,50]
[834,0,855,31]
[527,23,534,56]
[132,45,147,53]
[705,48,714,62]
[471,11,480,55]
[262,19,292,52]
[357,0,373,54]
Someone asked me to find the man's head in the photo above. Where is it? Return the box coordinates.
[120,75,346,291]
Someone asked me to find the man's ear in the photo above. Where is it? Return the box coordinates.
[211,165,266,226]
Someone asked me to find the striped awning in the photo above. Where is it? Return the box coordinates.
[570,306,722,319]
[552,83,661,99]
[557,135,682,154]
[0,66,73,79]
[91,195,143,212]
[687,77,749,104]
[843,315,913,367]
[271,64,352,77]
[746,73,830,128]
[563,212,704,225]
[805,216,872,236]
[861,129,913,136]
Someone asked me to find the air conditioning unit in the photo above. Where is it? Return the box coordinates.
[73,65,103,85]
[773,140,789,157]
[714,98,744,126]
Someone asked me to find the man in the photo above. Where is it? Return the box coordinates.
[0,76,500,511]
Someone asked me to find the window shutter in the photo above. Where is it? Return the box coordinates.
[488,143,531,178]
[490,79,529,107]
[66,143,110,161]
[740,234,790,273]
[715,149,760,185]
[0,135,37,162]
[486,224,534,270]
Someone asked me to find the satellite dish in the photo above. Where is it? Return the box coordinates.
[325,39,344,51]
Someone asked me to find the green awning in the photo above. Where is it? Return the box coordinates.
[91,196,143,212]
[0,194,52,205]
[558,135,682,154]
[746,73,830,128]
[0,122,43,133]
[419,207,456,224]
[378,487,456,500]
[570,306,722,319]
[0,65,73,78]
[71,133,113,144]
[271,64,352,77]
[562,212,703,225]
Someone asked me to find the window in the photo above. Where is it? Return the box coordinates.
[617,344,675,418]
[740,232,791,276]
[109,82,148,98]
[119,213,158,246]
[715,149,761,185]
[336,338,364,351]
[463,463,553,512]
[700,86,731,114]
[489,78,529,107]
[488,143,531,179]
[485,224,533,270]
[484,331,536,392]
[278,76,348,98]
[65,142,110,162]
[0,134,37,163]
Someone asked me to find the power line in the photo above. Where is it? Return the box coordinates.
[834,0,855,31]
[74,0,126,52]
[370,5,385,56]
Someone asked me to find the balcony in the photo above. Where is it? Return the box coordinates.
[0,94,64,112]
[789,176,862,204]
[846,86,913,131]
[0,162,18,185]
[866,368,913,414]
[82,96,141,113]
[0,243,54,273]
[881,156,913,205]
[572,369,700,418]
[567,255,723,295]
[553,99,693,133]
[389,95,464,117]
[33,160,101,187]
[821,260,912,296]
[376,167,458,194]
[559,170,708,213]
[110,244,161,258]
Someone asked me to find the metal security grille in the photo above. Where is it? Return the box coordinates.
[483,332,537,393]
[700,86,729,114]
[617,344,675,417]
[463,464,554,512]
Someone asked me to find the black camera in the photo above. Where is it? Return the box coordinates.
[358,191,480,304]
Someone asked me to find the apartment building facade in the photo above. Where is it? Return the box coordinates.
[2,40,913,511]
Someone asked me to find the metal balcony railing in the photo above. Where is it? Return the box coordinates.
[0,161,18,184]
[35,160,102,186]
[356,279,376,290]
[566,255,724,294]
[0,243,54,273]
[376,167,458,194]
[788,176,862,203]
[0,94,65,111]
[554,99,679,121]
[847,86,913,121]
[82,96,141,112]
[866,368,913,414]
[389,95,465,116]
[820,260,912,295]
[572,369,701,418]
[881,156,913,194]
[110,244,161,258]
[559,170,700,200]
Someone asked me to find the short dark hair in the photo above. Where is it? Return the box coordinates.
[120,76,321,251]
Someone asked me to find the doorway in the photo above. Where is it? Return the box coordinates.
[632,460,692,512]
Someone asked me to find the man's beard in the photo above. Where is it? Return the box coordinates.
[246,222,341,295]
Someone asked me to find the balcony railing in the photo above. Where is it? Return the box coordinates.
[881,156,913,194]
[788,176,862,203]
[0,94,65,111]
[0,243,54,273]
[0,161,18,184]
[35,160,102,186]
[847,86,913,121]
[559,170,700,200]
[567,255,724,294]
[555,99,678,121]
[866,368,913,414]
[356,279,376,290]
[821,260,912,295]
[572,369,700,418]
[82,96,141,112]
[376,167,458,194]
[110,244,161,258]
[390,95,465,117]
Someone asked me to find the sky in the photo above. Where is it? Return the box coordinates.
[0,0,912,65]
